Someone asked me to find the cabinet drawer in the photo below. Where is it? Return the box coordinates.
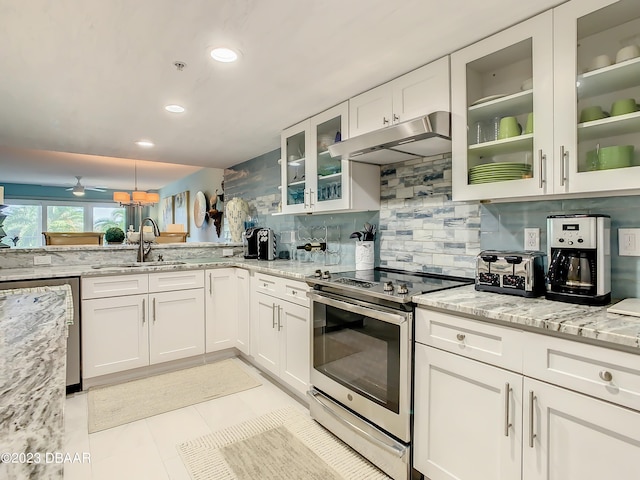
[148,270,204,293]
[82,274,148,299]
[280,277,309,307]
[415,308,523,372]
[254,273,279,295]
[523,332,640,411]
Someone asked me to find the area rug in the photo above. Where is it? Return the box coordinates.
[87,359,261,433]
[177,407,390,480]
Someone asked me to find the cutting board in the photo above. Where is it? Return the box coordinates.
[607,298,640,317]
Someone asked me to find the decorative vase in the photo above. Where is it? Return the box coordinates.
[355,241,374,270]
[225,197,249,243]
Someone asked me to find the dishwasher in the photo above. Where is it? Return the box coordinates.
[0,276,81,393]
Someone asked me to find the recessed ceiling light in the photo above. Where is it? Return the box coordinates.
[136,140,154,147]
[210,47,240,63]
[165,104,185,113]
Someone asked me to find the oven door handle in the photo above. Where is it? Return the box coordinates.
[307,291,409,326]
[308,389,406,458]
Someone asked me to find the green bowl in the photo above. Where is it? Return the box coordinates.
[597,145,634,170]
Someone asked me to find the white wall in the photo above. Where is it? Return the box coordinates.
[154,167,225,243]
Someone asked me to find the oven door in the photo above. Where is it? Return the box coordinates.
[308,290,411,442]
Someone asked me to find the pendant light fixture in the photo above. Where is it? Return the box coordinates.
[113,161,160,206]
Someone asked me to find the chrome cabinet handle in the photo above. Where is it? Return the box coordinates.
[393,113,399,122]
[504,383,512,437]
[209,272,212,295]
[263,282,269,288]
[272,303,277,328]
[529,390,537,448]
[153,297,157,323]
[309,189,314,207]
[303,189,309,208]
[456,333,466,341]
[560,146,568,186]
[142,298,146,324]
[383,117,390,125]
[599,370,613,382]
[538,150,546,188]
[291,290,297,295]
[277,305,283,331]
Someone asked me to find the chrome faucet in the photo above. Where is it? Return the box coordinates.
[138,217,160,262]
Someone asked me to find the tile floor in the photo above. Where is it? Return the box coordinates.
[63,358,308,480]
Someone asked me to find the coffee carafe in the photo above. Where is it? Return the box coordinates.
[546,214,611,306]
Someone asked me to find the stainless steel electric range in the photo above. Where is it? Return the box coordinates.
[306,268,473,480]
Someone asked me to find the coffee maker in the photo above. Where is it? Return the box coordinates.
[546,214,611,306]
[243,226,262,259]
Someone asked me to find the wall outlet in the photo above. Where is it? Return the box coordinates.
[33,255,52,265]
[619,228,640,256]
[524,228,540,251]
[222,248,234,257]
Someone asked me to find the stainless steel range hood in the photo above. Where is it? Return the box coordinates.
[328,111,451,165]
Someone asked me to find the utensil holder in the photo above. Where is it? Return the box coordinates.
[355,241,374,270]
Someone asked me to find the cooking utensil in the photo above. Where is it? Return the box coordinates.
[350,232,362,240]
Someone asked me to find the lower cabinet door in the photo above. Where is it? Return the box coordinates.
[82,294,149,378]
[279,300,310,395]
[235,269,250,354]
[205,268,238,353]
[149,289,205,365]
[523,377,640,480]
[414,345,523,480]
[252,291,280,376]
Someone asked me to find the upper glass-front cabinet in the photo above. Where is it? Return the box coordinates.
[282,123,310,214]
[453,0,640,202]
[554,0,640,194]
[280,101,380,214]
[451,12,554,202]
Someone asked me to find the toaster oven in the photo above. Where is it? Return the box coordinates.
[475,250,546,297]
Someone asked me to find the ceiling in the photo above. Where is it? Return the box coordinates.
[0,0,564,190]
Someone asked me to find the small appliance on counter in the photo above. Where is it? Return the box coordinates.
[242,226,262,259]
[257,228,277,260]
[475,250,546,297]
[546,214,611,306]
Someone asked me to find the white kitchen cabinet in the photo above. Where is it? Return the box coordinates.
[452,0,640,202]
[414,345,523,480]
[523,377,640,480]
[250,273,310,395]
[451,11,554,201]
[149,288,205,364]
[349,57,451,136]
[235,268,250,354]
[205,268,238,353]
[205,267,250,354]
[414,306,640,480]
[281,101,380,214]
[82,294,149,378]
[82,271,205,379]
[552,0,640,195]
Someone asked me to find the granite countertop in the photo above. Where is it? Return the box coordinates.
[0,258,350,282]
[0,287,70,480]
[413,284,640,352]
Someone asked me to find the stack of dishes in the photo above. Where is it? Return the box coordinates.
[468,162,533,184]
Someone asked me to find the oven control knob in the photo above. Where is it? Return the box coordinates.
[383,281,394,292]
[314,269,322,277]
[558,238,565,243]
[397,283,409,295]
[322,271,331,280]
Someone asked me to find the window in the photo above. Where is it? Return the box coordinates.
[1,200,126,248]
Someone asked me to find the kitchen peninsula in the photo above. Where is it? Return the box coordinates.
[0,285,72,480]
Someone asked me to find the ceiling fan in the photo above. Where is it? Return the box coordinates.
[65,176,106,196]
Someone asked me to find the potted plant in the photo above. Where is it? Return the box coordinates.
[104,227,125,244]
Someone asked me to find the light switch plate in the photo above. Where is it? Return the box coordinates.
[618,228,640,256]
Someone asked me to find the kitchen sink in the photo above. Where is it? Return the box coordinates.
[91,261,187,269]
